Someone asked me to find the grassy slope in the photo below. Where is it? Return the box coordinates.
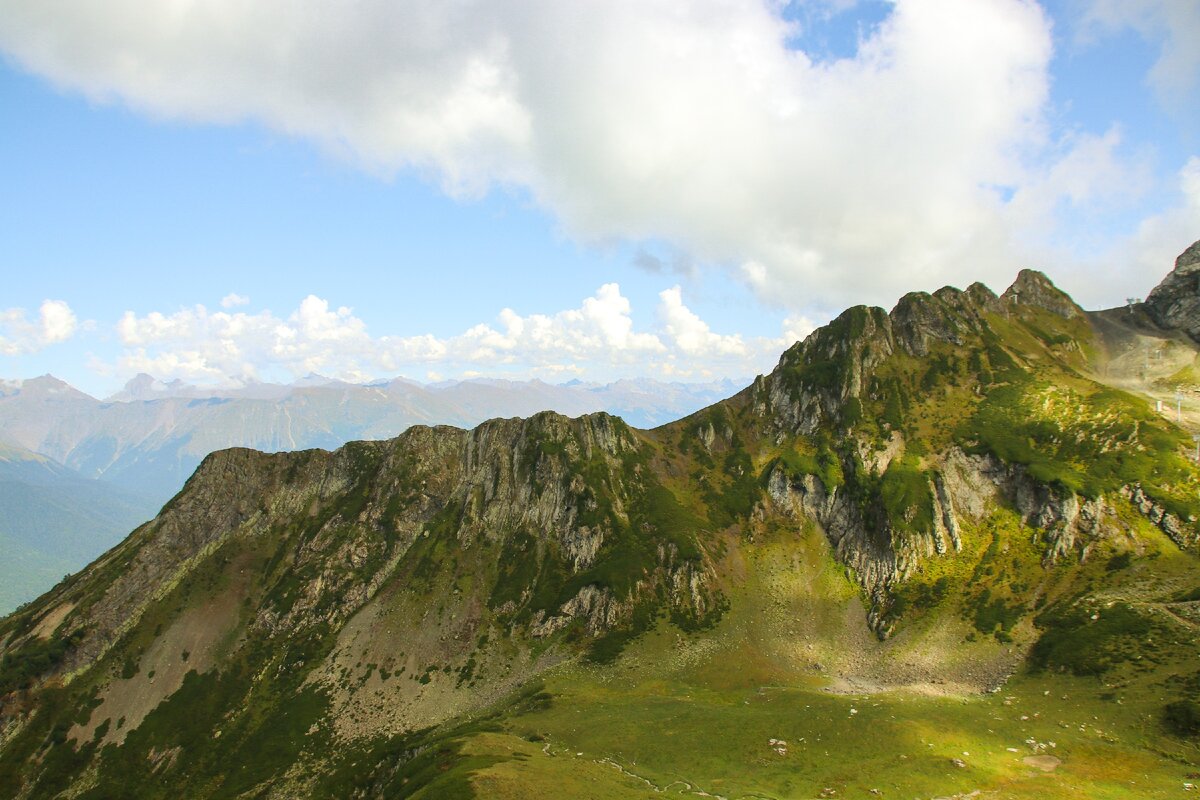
[423,514,1200,799]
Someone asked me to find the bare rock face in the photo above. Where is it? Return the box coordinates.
[1001,269,1083,319]
[1145,240,1200,342]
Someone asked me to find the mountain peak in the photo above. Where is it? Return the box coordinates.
[18,374,94,400]
[1175,239,1200,274]
[1144,239,1200,342]
[1000,269,1082,319]
[106,373,193,402]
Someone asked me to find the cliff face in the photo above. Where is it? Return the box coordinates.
[3,244,1200,797]
[1146,239,1200,341]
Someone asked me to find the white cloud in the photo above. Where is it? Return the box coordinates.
[1096,157,1200,301]
[38,300,77,344]
[0,299,78,355]
[106,286,798,385]
[658,286,746,357]
[782,315,818,346]
[0,0,1112,312]
[995,154,1199,310]
[220,292,250,308]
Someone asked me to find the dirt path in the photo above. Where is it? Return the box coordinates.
[1136,602,1200,631]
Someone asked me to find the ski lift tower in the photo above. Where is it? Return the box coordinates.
[1192,434,1200,463]
[1176,392,1184,423]
[1126,297,1141,314]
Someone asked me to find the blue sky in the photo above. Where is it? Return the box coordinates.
[0,0,1197,397]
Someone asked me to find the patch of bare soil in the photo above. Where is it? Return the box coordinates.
[71,558,249,746]
[32,602,74,640]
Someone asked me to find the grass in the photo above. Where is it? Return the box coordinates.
[880,453,934,536]
[477,515,1200,797]
[0,629,83,694]
[960,379,1200,520]
[1030,602,1161,676]
[493,645,1198,800]
[489,594,1200,800]
[768,435,844,492]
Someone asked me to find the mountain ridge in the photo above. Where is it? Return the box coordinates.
[0,374,745,613]
[3,242,1200,798]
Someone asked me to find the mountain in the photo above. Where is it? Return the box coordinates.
[0,374,742,501]
[3,243,1200,798]
[0,443,159,615]
[0,375,739,613]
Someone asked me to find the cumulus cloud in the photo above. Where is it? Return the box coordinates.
[0,0,1129,311]
[0,300,78,355]
[220,292,250,308]
[108,285,795,385]
[658,287,746,357]
[3,0,1184,313]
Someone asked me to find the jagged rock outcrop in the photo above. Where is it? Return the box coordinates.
[1145,239,1200,342]
[1121,484,1197,549]
[763,445,1131,635]
[1001,268,1084,319]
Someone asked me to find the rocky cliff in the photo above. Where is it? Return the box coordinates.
[1145,239,1200,341]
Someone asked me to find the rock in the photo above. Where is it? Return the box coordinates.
[1145,240,1200,342]
[1002,269,1084,319]
[1022,754,1061,772]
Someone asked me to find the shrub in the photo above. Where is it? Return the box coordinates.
[1165,700,1200,738]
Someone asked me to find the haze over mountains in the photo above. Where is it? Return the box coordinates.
[0,373,741,613]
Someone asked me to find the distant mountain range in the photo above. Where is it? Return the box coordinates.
[0,373,745,612]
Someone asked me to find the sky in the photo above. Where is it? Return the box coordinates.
[0,0,1197,398]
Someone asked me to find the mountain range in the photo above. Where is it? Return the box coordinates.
[2,241,1200,798]
[0,374,741,613]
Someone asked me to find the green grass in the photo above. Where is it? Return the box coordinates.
[494,663,1195,800]
[0,629,83,694]
[768,435,844,491]
[880,453,934,536]
[961,379,1200,520]
[1030,602,1160,676]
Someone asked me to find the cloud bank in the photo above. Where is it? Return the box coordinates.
[0,0,1194,312]
[110,286,801,385]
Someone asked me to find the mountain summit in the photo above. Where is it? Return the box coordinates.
[1145,239,1200,342]
[3,242,1200,798]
